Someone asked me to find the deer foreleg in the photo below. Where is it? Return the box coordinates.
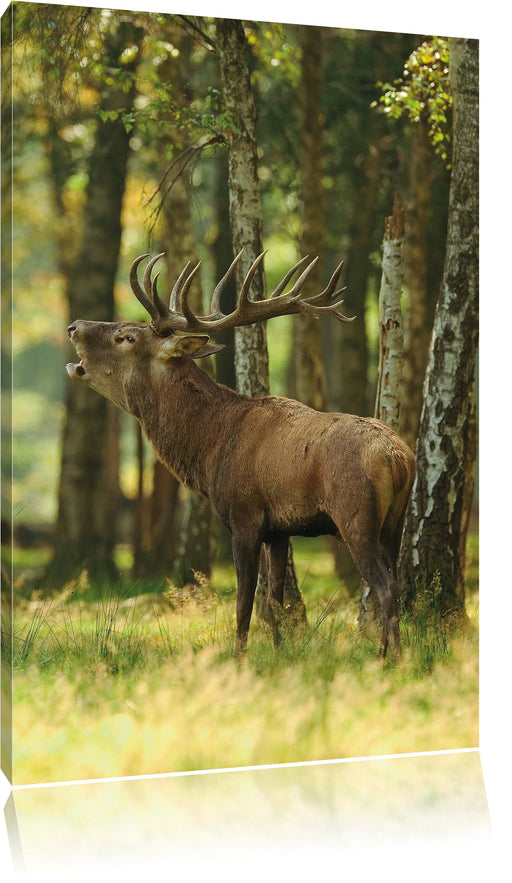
[232,534,261,656]
[264,536,289,645]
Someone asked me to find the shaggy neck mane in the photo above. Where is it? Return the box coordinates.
[131,358,244,495]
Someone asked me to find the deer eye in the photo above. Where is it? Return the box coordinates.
[114,334,136,344]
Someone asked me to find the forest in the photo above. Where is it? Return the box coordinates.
[1,3,478,785]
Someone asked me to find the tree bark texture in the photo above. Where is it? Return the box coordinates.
[172,491,213,587]
[399,38,479,615]
[129,27,215,585]
[211,153,237,393]
[329,120,381,417]
[216,18,306,623]
[149,459,181,574]
[360,197,405,632]
[401,118,434,450]
[374,196,405,434]
[162,158,213,586]
[294,24,327,412]
[216,19,269,398]
[48,20,143,585]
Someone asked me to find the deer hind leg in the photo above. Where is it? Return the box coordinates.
[338,515,401,662]
[380,500,408,581]
[263,536,289,645]
[357,547,400,661]
[232,533,262,657]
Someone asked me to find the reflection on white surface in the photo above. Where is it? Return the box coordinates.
[5,750,490,875]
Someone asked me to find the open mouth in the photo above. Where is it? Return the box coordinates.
[66,359,86,378]
[67,324,87,378]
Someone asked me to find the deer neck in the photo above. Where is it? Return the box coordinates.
[130,358,238,496]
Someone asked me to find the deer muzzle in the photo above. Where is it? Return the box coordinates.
[67,323,87,377]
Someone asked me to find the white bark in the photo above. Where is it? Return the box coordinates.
[216,19,269,399]
[374,199,405,433]
[400,38,479,611]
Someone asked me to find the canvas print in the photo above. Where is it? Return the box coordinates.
[1,2,478,788]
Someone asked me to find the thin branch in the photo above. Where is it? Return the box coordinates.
[177,15,216,50]
[144,135,225,239]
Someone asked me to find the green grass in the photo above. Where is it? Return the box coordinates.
[5,533,479,785]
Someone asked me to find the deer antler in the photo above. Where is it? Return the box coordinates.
[129,251,355,336]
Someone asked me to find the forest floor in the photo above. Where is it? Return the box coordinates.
[6,533,479,786]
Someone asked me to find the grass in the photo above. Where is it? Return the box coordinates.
[5,533,479,786]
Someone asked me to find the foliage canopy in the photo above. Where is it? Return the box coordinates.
[375,37,452,166]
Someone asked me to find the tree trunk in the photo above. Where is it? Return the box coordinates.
[132,423,149,577]
[374,195,405,434]
[47,20,143,586]
[400,118,434,450]
[216,18,307,625]
[211,153,237,393]
[335,122,381,417]
[399,38,479,616]
[216,19,268,398]
[135,26,215,586]
[209,155,237,565]
[361,196,406,632]
[149,459,181,574]
[172,492,213,587]
[161,178,214,586]
[294,24,327,412]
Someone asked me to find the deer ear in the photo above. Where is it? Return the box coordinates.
[190,341,226,359]
[157,334,211,362]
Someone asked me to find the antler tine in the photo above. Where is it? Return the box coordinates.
[304,259,346,306]
[280,256,319,301]
[142,253,164,293]
[269,255,313,299]
[178,262,203,328]
[299,258,354,322]
[143,253,168,320]
[299,298,356,323]
[168,261,192,313]
[242,250,267,294]
[210,249,245,317]
[130,253,160,321]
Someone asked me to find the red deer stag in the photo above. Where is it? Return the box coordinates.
[67,251,415,661]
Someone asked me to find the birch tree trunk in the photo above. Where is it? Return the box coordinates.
[361,197,405,631]
[216,18,307,626]
[374,196,405,434]
[216,19,268,398]
[400,118,434,450]
[399,38,479,616]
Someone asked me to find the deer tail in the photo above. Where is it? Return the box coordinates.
[389,446,414,494]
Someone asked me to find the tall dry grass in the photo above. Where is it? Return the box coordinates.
[9,553,479,785]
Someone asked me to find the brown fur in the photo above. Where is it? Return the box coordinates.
[67,319,416,660]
